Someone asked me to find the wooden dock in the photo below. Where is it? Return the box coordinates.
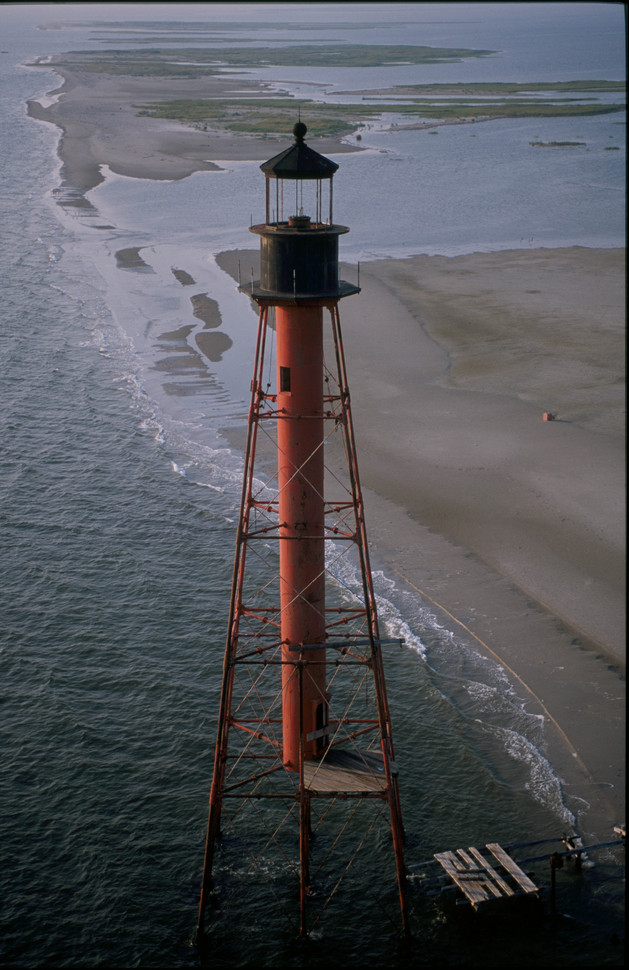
[434,842,539,910]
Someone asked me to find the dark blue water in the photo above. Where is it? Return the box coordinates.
[1,6,624,967]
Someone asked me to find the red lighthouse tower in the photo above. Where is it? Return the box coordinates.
[196,123,408,947]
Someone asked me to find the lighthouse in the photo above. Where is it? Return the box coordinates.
[249,120,360,771]
[196,123,408,947]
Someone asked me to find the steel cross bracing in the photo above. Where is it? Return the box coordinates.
[196,304,408,943]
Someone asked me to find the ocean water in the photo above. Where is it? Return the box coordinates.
[0,5,625,968]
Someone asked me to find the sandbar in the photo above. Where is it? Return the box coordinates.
[27,66,356,195]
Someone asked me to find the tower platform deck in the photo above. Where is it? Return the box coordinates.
[302,749,396,793]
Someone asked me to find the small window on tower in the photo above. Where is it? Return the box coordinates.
[280,366,291,392]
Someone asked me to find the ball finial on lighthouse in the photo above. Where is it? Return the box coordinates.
[293,120,307,142]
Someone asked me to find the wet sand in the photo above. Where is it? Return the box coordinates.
[30,64,625,837]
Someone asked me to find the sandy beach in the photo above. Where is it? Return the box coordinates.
[31,66,625,833]
[342,249,625,655]
[337,251,625,833]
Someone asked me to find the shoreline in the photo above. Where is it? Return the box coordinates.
[29,63,625,834]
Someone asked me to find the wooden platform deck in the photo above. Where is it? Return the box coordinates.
[302,749,394,793]
[434,842,539,910]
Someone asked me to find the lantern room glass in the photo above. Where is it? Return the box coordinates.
[265,175,333,227]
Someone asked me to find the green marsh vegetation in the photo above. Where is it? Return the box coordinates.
[45,46,625,139]
[137,95,624,140]
[46,44,498,75]
[138,79,625,140]
[136,99,370,138]
[530,141,587,147]
[376,80,626,96]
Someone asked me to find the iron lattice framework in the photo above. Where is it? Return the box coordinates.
[196,302,409,944]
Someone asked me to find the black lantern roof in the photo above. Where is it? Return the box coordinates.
[260,122,339,180]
